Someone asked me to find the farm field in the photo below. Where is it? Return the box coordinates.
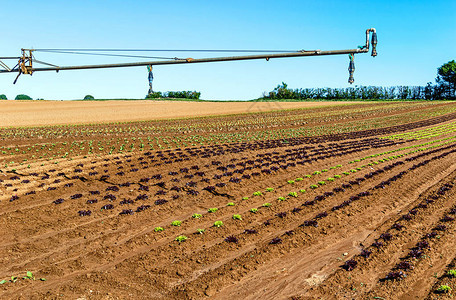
[2,100,456,299]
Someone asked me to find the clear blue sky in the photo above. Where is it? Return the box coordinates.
[1,0,455,100]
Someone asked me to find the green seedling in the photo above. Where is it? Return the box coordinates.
[299,189,306,193]
[253,191,263,196]
[227,202,235,206]
[196,228,205,234]
[448,269,456,277]
[23,271,35,280]
[154,227,164,232]
[287,180,295,184]
[250,208,258,213]
[232,214,242,220]
[288,192,298,197]
[192,213,202,219]
[277,196,286,201]
[214,221,224,228]
[242,196,249,200]
[175,235,188,242]
[436,284,451,293]
[262,203,271,207]
[171,220,182,226]
[265,187,274,192]
[208,208,218,213]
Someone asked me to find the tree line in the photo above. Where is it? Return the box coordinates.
[260,60,456,101]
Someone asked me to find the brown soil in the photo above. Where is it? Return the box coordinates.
[2,101,456,299]
[0,100,361,127]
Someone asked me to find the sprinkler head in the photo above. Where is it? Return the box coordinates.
[371,32,378,57]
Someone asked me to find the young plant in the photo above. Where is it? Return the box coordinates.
[295,178,303,182]
[277,196,286,201]
[232,214,242,220]
[196,228,205,234]
[436,285,451,294]
[447,269,456,277]
[262,203,272,207]
[288,192,298,198]
[208,208,218,213]
[299,189,306,193]
[310,184,318,189]
[192,213,202,219]
[171,220,182,226]
[265,187,274,192]
[175,235,188,242]
[227,202,235,206]
[253,191,263,196]
[154,227,164,232]
[23,271,35,280]
[250,208,258,213]
[318,181,326,185]
[242,196,249,200]
[287,180,295,184]
[214,221,224,228]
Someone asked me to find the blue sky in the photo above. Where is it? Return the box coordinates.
[1,0,455,100]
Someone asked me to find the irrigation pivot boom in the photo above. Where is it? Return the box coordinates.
[0,28,377,88]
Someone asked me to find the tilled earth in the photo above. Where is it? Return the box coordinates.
[2,102,456,299]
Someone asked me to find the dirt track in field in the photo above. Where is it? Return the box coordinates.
[0,100,360,127]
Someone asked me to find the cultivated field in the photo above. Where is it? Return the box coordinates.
[2,100,456,299]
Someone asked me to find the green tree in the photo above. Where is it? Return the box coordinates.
[436,60,456,99]
[83,95,95,100]
[0,94,7,100]
[15,94,32,100]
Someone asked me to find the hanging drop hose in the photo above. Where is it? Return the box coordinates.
[371,30,378,57]
[348,54,355,84]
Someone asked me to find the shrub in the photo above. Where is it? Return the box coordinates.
[145,91,201,100]
[15,94,32,100]
[83,95,95,100]
[0,94,7,100]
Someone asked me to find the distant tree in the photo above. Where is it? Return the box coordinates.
[15,94,32,100]
[83,95,95,100]
[0,94,7,100]
[436,60,456,99]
